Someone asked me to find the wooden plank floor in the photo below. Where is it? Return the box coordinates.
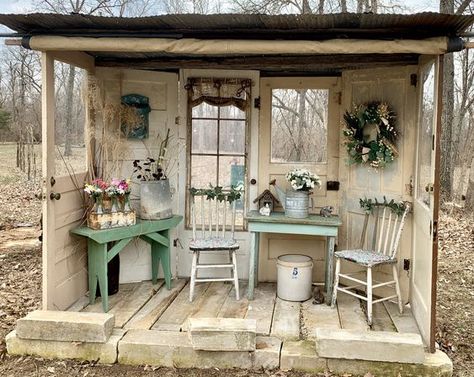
[78,280,421,340]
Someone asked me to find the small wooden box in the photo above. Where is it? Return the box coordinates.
[87,211,136,230]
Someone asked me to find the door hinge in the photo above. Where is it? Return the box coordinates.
[432,220,438,241]
[432,134,435,151]
[410,73,417,87]
[254,97,261,109]
[337,92,342,105]
[403,259,411,271]
[175,116,180,125]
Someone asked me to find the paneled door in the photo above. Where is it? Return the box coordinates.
[411,57,441,351]
[257,77,340,282]
[41,52,94,310]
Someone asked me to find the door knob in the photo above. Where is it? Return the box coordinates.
[50,192,61,200]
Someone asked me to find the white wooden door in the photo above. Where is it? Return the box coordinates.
[411,57,440,351]
[339,66,418,303]
[42,53,93,310]
[258,77,341,282]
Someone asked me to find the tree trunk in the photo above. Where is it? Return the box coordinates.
[340,0,348,12]
[440,0,455,199]
[465,157,474,210]
[295,89,307,161]
[64,65,76,157]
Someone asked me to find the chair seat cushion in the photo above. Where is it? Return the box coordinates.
[189,237,239,251]
[335,249,397,267]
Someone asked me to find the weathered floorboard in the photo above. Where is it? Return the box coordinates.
[82,282,139,314]
[371,302,397,332]
[125,279,187,330]
[110,281,161,328]
[301,298,341,339]
[384,302,421,335]
[218,282,249,319]
[271,298,300,340]
[153,281,210,331]
[245,283,277,336]
[337,294,370,331]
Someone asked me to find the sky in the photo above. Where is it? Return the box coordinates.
[0,0,440,14]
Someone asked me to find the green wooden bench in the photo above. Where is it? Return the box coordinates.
[71,215,183,312]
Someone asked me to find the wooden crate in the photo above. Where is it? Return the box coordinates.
[87,211,136,230]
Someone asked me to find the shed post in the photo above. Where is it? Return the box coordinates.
[41,51,56,310]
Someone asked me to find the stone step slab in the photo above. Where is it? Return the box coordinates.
[315,328,425,364]
[188,317,257,351]
[16,310,114,343]
[6,329,125,364]
[280,340,327,373]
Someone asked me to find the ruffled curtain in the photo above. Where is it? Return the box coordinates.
[185,78,252,111]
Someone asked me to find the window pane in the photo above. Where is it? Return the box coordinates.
[417,64,435,207]
[218,156,245,188]
[220,105,245,119]
[219,120,246,155]
[191,119,217,154]
[54,63,87,176]
[192,102,218,118]
[271,89,328,163]
[191,155,217,189]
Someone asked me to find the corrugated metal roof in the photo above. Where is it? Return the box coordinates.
[0,12,472,39]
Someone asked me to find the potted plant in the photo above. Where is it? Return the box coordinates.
[133,128,173,220]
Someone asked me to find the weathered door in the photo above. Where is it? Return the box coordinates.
[411,57,441,351]
[258,77,341,282]
[42,52,94,310]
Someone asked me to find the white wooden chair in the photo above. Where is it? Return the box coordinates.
[189,191,240,302]
[331,201,411,325]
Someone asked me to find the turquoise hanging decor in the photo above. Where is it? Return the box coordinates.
[121,94,151,139]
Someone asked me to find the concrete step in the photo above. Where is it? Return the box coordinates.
[118,329,279,369]
[315,328,425,364]
[16,310,114,343]
[188,317,256,351]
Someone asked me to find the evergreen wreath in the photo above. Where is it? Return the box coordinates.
[343,102,398,169]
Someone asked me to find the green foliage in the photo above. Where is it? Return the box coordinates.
[190,184,243,203]
[359,196,408,216]
[0,109,11,130]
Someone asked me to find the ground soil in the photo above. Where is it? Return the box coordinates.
[0,145,473,376]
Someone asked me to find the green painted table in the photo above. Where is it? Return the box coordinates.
[71,215,183,312]
[245,211,342,304]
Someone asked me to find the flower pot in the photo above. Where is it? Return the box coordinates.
[285,190,310,219]
[140,179,173,220]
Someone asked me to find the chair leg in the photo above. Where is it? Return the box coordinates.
[331,258,341,308]
[367,266,373,326]
[189,251,198,302]
[232,250,240,301]
[392,263,403,314]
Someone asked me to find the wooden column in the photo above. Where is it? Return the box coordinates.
[41,51,56,310]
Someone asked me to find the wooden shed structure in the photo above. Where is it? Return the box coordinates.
[1,11,473,374]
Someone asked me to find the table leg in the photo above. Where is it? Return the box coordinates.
[247,231,259,300]
[89,240,109,312]
[151,230,172,289]
[325,236,336,305]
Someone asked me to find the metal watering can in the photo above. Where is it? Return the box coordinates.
[269,180,313,218]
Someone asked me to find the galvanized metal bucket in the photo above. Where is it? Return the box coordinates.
[285,190,310,219]
[139,179,173,220]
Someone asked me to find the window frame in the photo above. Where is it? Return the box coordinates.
[185,96,250,231]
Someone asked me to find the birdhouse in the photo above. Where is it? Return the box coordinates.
[253,189,280,213]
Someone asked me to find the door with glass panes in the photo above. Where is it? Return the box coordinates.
[258,77,341,282]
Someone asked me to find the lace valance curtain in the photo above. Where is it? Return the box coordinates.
[185,78,252,111]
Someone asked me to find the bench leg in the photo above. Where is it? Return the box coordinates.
[151,230,172,289]
[89,240,109,312]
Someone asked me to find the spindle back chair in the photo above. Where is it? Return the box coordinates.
[189,191,240,302]
[331,202,411,325]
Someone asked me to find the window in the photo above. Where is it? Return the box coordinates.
[271,89,328,163]
[187,78,251,229]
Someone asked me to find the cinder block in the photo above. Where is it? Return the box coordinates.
[6,329,124,364]
[315,328,425,364]
[118,329,253,369]
[253,336,281,370]
[16,310,115,343]
[280,340,327,373]
[188,317,257,351]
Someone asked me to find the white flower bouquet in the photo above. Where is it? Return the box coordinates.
[285,168,321,192]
